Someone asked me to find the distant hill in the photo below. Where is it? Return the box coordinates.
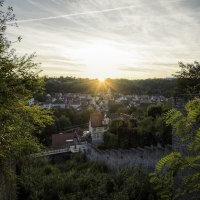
[44,77,176,97]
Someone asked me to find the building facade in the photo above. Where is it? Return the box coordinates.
[89,112,109,144]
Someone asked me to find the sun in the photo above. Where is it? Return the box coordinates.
[98,77,105,83]
[86,65,115,80]
[74,41,121,79]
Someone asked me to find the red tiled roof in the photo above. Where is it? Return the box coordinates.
[52,132,76,148]
[90,112,104,128]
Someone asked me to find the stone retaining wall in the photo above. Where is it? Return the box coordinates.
[82,144,172,172]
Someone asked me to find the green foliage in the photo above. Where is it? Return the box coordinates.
[59,115,71,129]
[147,104,162,118]
[173,61,200,94]
[53,107,94,126]
[0,1,53,198]
[0,0,53,155]
[101,102,172,150]
[99,131,118,149]
[150,98,200,199]
[154,116,172,146]
[149,171,179,200]
[18,154,156,200]
[109,119,127,134]
[108,102,129,113]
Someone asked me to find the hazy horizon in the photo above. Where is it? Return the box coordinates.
[41,75,175,81]
[6,0,200,79]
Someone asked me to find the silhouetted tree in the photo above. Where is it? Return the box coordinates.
[174,61,200,94]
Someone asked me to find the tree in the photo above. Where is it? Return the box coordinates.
[59,115,71,129]
[137,117,157,147]
[18,154,156,200]
[109,119,127,134]
[100,131,118,149]
[154,116,172,146]
[0,2,53,198]
[147,104,162,118]
[108,102,128,114]
[150,98,200,200]
[174,61,200,94]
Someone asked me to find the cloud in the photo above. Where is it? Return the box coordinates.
[8,0,184,24]
[6,0,200,79]
[9,4,138,24]
[118,66,153,72]
[42,66,84,73]
[180,0,200,10]
[39,58,85,67]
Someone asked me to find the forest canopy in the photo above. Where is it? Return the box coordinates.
[44,77,176,97]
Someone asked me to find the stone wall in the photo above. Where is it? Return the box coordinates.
[82,144,172,172]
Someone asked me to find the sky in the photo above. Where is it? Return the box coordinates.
[5,0,200,79]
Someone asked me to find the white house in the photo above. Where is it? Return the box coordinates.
[89,112,109,144]
[70,100,81,109]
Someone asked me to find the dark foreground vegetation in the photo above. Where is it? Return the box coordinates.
[18,154,156,200]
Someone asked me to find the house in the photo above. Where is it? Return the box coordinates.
[151,95,161,103]
[42,103,52,109]
[116,96,128,103]
[89,112,109,144]
[41,103,66,109]
[70,100,81,109]
[51,103,65,109]
[52,132,78,148]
